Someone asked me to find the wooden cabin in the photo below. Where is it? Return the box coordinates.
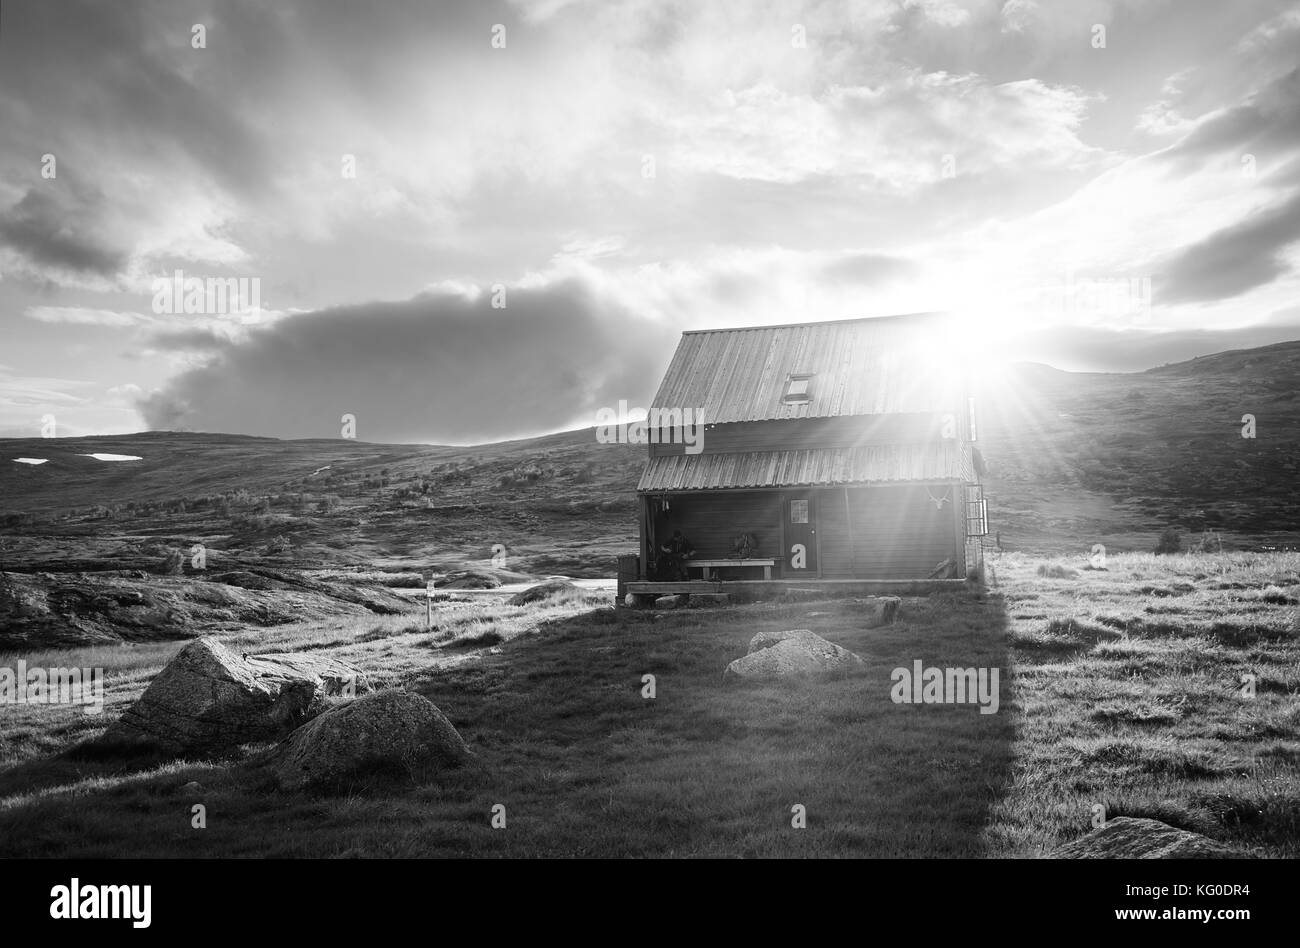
[630,313,988,594]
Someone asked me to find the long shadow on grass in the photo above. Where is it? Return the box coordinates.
[404,591,1014,857]
[0,593,1015,857]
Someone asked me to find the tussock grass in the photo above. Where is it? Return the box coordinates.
[992,550,1300,856]
[1035,563,1078,579]
[0,592,1014,857]
[1,551,1297,857]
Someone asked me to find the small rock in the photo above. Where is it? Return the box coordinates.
[1049,817,1245,859]
[267,690,469,790]
[654,594,687,609]
[854,596,900,628]
[180,781,204,794]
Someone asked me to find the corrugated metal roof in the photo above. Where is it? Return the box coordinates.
[637,443,972,492]
[650,313,966,424]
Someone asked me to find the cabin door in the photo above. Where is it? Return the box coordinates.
[783,492,818,576]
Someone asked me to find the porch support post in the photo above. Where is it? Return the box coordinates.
[952,481,966,577]
[639,495,651,579]
[844,487,856,576]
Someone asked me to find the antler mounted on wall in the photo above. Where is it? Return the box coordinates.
[925,486,952,510]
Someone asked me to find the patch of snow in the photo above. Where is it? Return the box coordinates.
[80,453,143,461]
[13,457,48,465]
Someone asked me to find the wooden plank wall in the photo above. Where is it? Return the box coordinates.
[816,484,958,579]
[650,492,783,562]
[645,485,959,579]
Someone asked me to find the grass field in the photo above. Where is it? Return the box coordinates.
[0,552,1296,857]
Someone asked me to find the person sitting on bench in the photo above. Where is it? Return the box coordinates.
[660,530,695,580]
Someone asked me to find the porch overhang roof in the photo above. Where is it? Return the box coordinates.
[637,443,972,492]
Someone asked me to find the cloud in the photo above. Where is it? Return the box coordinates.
[4,0,1300,442]
[0,365,105,437]
[23,304,286,351]
[999,0,1037,34]
[105,383,144,404]
[1236,7,1300,54]
[990,0,1114,47]
[910,0,973,28]
[821,252,918,286]
[1160,68,1300,169]
[0,181,129,278]
[0,0,278,199]
[1158,189,1300,304]
[136,276,676,442]
[666,72,1101,188]
[0,368,95,409]
[25,307,149,327]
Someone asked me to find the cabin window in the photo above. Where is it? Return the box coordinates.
[790,499,809,523]
[784,374,813,402]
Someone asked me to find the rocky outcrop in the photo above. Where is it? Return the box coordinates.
[441,570,503,590]
[1050,817,1245,859]
[107,636,370,754]
[509,580,578,604]
[725,629,865,680]
[0,569,411,650]
[267,689,470,790]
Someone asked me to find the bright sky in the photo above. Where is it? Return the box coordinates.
[1,0,1298,441]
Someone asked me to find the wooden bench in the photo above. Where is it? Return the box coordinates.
[687,558,776,580]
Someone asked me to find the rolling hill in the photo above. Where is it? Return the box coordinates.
[976,339,1300,552]
[0,337,1297,591]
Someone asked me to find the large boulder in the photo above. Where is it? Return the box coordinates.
[854,596,900,628]
[267,689,469,790]
[725,629,865,680]
[107,637,370,754]
[1050,817,1244,859]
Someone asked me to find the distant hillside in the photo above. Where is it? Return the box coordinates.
[0,429,646,648]
[0,428,645,587]
[1,338,1298,561]
[0,429,624,514]
[976,339,1300,552]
